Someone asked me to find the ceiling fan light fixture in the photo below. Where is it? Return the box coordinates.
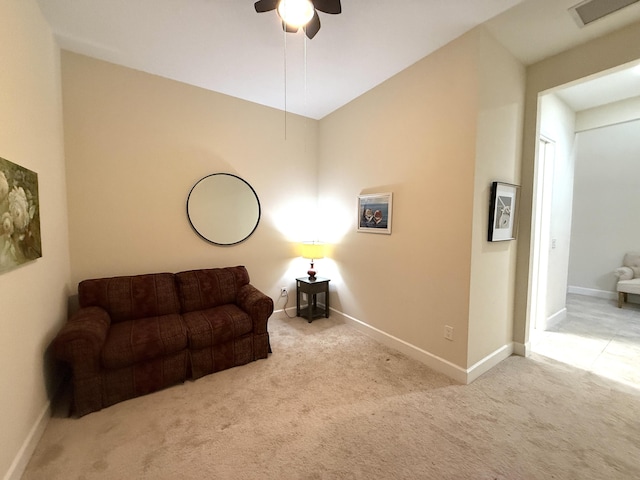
[277,0,315,28]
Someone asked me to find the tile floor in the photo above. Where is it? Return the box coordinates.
[531,293,640,389]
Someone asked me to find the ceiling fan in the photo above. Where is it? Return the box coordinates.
[254,0,342,39]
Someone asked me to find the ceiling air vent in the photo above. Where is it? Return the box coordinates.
[569,0,640,27]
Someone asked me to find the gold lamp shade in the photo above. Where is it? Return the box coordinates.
[301,242,325,260]
[300,242,325,280]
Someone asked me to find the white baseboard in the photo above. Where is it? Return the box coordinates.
[330,308,512,385]
[512,341,529,357]
[273,306,297,315]
[546,307,567,329]
[466,343,514,383]
[275,304,328,318]
[566,286,640,304]
[568,285,616,300]
[547,307,566,322]
[3,400,51,480]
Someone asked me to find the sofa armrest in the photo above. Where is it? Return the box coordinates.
[237,284,274,333]
[52,306,111,377]
[615,266,634,280]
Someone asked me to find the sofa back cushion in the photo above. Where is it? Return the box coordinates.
[78,273,181,323]
[175,266,250,313]
[623,253,640,277]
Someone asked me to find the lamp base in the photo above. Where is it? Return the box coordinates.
[307,261,317,281]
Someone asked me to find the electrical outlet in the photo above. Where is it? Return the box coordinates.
[280,287,288,297]
[444,325,454,341]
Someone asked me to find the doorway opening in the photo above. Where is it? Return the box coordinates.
[527,70,640,390]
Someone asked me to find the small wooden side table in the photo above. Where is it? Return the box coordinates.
[296,276,330,323]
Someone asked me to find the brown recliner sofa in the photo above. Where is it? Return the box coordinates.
[52,266,273,417]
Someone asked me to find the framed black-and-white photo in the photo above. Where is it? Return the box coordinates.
[357,193,392,234]
[488,182,519,242]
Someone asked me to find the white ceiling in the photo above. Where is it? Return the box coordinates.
[36,0,640,119]
[485,0,640,112]
[553,64,640,111]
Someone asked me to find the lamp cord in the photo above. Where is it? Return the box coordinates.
[281,290,296,318]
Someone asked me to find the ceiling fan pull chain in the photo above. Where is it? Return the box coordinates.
[305,34,309,153]
[283,25,288,140]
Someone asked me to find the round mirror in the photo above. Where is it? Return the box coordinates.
[187,173,261,245]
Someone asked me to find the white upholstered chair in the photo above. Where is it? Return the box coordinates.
[614,253,640,308]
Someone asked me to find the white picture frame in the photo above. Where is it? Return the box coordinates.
[357,192,393,235]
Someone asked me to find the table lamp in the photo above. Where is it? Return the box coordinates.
[300,241,325,280]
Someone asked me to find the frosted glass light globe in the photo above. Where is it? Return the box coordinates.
[277,0,315,28]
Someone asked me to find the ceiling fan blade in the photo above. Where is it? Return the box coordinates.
[282,21,300,33]
[304,11,321,39]
[312,0,341,14]
[254,0,279,13]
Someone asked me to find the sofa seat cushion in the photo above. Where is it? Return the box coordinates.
[183,304,253,349]
[617,278,640,295]
[102,314,187,369]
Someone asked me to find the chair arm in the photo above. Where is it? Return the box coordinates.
[614,267,634,280]
[237,284,274,333]
[52,306,111,377]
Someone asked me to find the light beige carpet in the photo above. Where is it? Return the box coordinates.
[23,314,640,479]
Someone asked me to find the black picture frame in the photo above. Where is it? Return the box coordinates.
[488,181,519,242]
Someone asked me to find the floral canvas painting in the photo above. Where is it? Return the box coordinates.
[0,157,42,273]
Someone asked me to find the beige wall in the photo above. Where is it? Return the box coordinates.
[62,52,318,301]
[0,1,70,478]
[468,30,524,367]
[317,28,523,371]
[514,20,640,348]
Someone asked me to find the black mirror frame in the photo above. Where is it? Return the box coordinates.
[186,173,261,246]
